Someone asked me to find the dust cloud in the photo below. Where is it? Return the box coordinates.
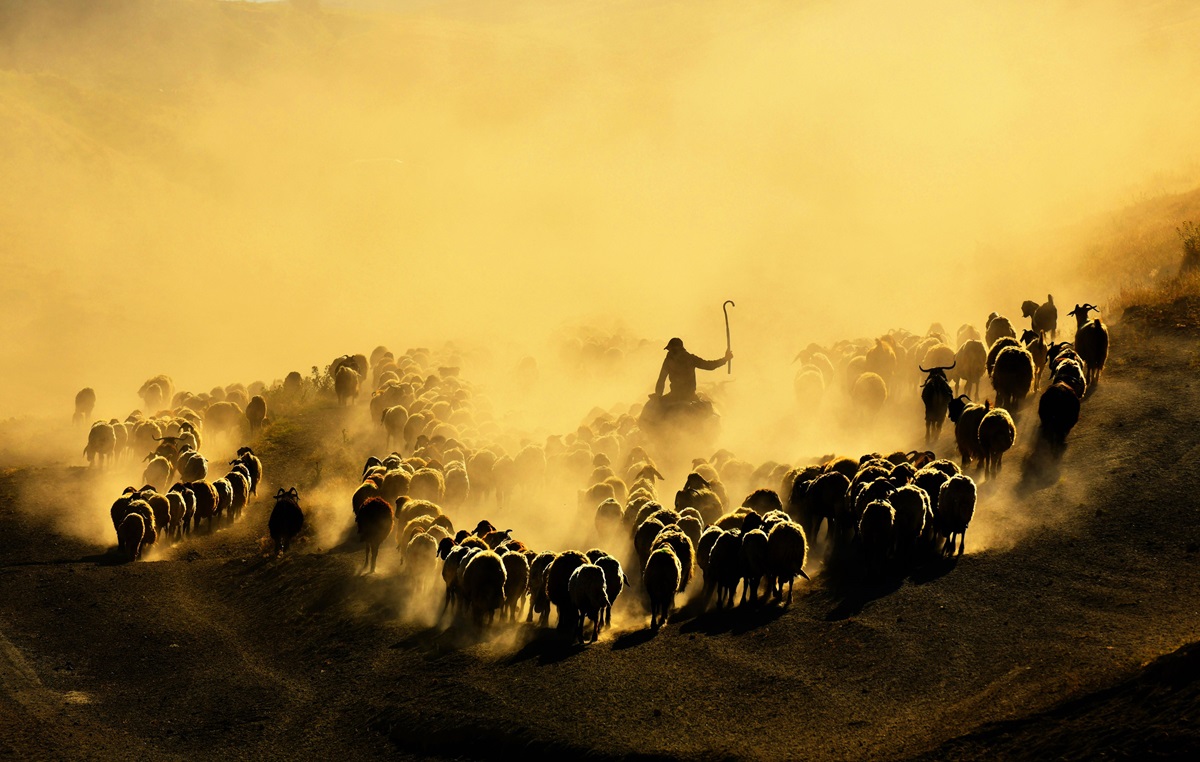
[1,0,1199,423]
[3,0,1200,587]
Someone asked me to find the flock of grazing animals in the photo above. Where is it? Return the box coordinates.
[792,296,1109,474]
[107,444,264,561]
[72,295,1108,641]
[76,373,271,561]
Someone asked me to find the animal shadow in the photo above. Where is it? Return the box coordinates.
[678,598,787,636]
[504,626,585,665]
[1017,434,1065,495]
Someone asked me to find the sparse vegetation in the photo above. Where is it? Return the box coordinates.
[1179,220,1200,274]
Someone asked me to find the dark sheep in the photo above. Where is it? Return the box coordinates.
[356,496,394,574]
[268,488,304,556]
[117,513,146,562]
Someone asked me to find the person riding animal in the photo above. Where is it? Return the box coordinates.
[652,337,733,406]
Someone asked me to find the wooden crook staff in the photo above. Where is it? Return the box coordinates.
[723,300,735,374]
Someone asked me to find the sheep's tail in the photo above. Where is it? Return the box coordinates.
[82,444,88,456]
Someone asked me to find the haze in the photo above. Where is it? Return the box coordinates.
[3,0,1199,422]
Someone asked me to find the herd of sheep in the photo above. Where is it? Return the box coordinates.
[74,293,1109,639]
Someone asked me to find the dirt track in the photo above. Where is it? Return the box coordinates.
[2,321,1199,761]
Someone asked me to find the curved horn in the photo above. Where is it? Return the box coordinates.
[275,488,286,498]
[919,365,930,373]
[940,361,957,371]
[956,394,970,401]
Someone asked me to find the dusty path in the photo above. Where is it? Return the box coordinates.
[1,321,1198,760]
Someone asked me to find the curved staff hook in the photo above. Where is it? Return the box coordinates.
[723,300,736,375]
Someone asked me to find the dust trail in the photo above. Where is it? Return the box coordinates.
[3,1,1200,418]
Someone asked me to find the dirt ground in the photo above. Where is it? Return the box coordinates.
[2,317,1199,761]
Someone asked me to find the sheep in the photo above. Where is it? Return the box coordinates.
[851,372,888,421]
[634,517,666,571]
[189,481,218,531]
[800,470,848,545]
[950,339,987,398]
[501,551,530,621]
[948,395,988,468]
[766,521,810,603]
[443,463,470,508]
[676,514,704,548]
[1023,294,1058,340]
[890,485,930,557]
[166,491,186,541]
[739,528,770,604]
[382,405,409,451]
[352,480,382,515]
[547,550,588,632]
[864,337,897,382]
[651,527,696,593]
[410,468,445,503]
[912,465,950,520]
[235,448,263,496]
[335,365,361,406]
[978,407,1016,478]
[858,500,895,574]
[204,401,244,441]
[985,314,1017,347]
[480,528,513,549]
[117,512,146,562]
[920,343,956,373]
[1048,341,1082,374]
[84,422,117,467]
[527,552,556,625]
[138,489,170,537]
[439,541,477,615]
[594,555,627,627]
[141,454,171,491]
[568,564,608,643]
[986,336,1020,377]
[178,450,208,483]
[1038,382,1081,449]
[404,532,438,594]
[125,499,157,548]
[937,474,977,556]
[742,488,783,515]
[138,375,174,412]
[459,550,507,626]
[1021,330,1048,390]
[74,388,96,426]
[707,529,744,608]
[225,471,250,522]
[1051,358,1087,400]
[674,481,723,525]
[355,496,394,574]
[225,385,250,411]
[991,346,1035,412]
[245,395,267,433]
[643,545,682,628]
[1068,304,1109,387]
[957,323,982,346]
[169,483,196,535]
[919,362,955,443]
[594,497,624,540]
[268,488,304,556]
[397,515,439,554]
